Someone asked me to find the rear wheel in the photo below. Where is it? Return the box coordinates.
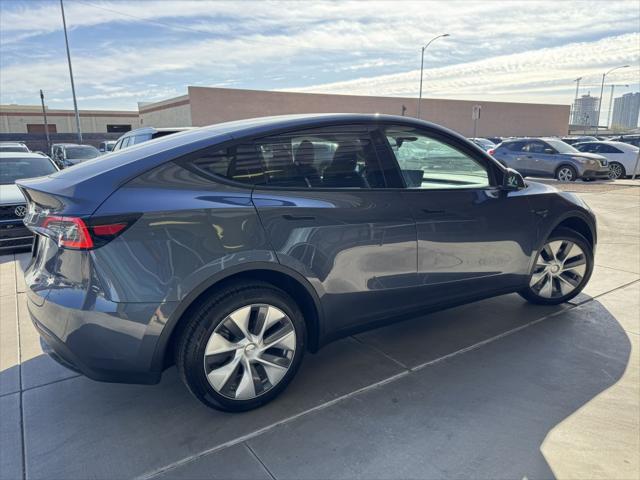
[556,165,577,182]
[519,228,593,305]
[176,282,306,411]
[608,162,626,179]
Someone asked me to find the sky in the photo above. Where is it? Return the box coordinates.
[1,0,639,117]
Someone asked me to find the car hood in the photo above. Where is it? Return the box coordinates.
[0,183,27,205]
[559,152,606,161]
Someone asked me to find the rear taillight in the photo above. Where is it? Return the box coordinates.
[42,216,93,249]
[26,209,139,250]
[487,148,495,156]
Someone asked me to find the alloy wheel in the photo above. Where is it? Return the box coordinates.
[557,167,574,182]
[608,163,623,179]
[203,304,296,400]
[529,240,587,298]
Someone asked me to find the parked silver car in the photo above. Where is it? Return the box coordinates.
[492,138,609,181]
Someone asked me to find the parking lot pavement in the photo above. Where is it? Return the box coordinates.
[1,181,638,480]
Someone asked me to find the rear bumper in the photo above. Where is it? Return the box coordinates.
[26,287,179,385]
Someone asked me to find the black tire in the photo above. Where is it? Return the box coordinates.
[176,281,306,412]
[608,162,626,180]
[519,227,594,305]
[555,165,577,182]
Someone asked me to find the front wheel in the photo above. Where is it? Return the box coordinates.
[608,162,626,179]
[519,228,593,305]
[176,282,306,411]
[556,165,577,182]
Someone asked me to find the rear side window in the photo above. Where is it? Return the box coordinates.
[597,144,623,154]
[576,143,598,153]
[182,126,386,189]
[503,141,526,152]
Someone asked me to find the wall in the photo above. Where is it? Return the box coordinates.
[138,96,192,127]
[0,105,140,134]
[186,87,570,137]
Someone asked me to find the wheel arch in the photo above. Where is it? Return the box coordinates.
[540,211,596,252]
[152,262,324,372]
[555,163,578,179]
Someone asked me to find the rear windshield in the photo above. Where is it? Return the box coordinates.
[66,146,100,159]
[0,157,57,184]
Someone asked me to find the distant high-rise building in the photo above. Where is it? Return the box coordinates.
[611,92,640,130]
[571,93,599,127]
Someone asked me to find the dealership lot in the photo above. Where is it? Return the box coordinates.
[1,181,638,480]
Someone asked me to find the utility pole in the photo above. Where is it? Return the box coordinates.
[39,90,51,153]
[417,33,449,119]
[60,0,82,143]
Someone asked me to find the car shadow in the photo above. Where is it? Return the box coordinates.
[1,295,632,479]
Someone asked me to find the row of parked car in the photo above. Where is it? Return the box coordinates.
[468,135,639,180]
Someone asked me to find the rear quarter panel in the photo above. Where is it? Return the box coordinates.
[92,161,276,303]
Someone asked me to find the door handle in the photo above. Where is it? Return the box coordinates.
[421,209,445,215]
[282,214,316,221]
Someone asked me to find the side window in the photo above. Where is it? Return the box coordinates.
[183,144,264,186]
[598,144,622,154]
[525,141,547,154]
[384,126,490,189]
[132,134,152,145]
[256,126,385,188]
[505,141,526,152]
[181,126,386,189]
[577,143,597,153]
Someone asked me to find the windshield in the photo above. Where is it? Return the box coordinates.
[545,139,579,154]
[0,145,29,153]
[66,146,100,159]
[0,157,57,184]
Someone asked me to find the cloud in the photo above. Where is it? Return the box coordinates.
[0,0,637,109]
[287,33,640,104]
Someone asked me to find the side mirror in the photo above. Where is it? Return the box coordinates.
[502,168,525,190]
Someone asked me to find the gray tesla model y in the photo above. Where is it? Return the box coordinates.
[18,114,596,411]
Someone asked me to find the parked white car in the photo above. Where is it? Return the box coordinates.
[575,141,640,179]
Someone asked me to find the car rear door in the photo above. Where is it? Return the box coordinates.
[249,124,419,336]
[378,124,536,306]
[494,141,531,176]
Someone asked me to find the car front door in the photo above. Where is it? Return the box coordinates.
[379,124,536,306]
[249,124,419,336]
[525,140,558,177]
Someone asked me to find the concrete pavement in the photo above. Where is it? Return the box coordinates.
[0,181,638,480]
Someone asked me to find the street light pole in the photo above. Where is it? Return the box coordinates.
[60,0,82,144]
[596,65,630,135]
[417,33,449,119]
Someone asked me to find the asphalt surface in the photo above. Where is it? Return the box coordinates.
[1,180,638,480]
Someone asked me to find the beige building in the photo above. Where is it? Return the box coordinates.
[139,86,570,137]
[0,104,140,134]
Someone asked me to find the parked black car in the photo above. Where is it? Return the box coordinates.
[51,143,100,168]
[19,114,596,411]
